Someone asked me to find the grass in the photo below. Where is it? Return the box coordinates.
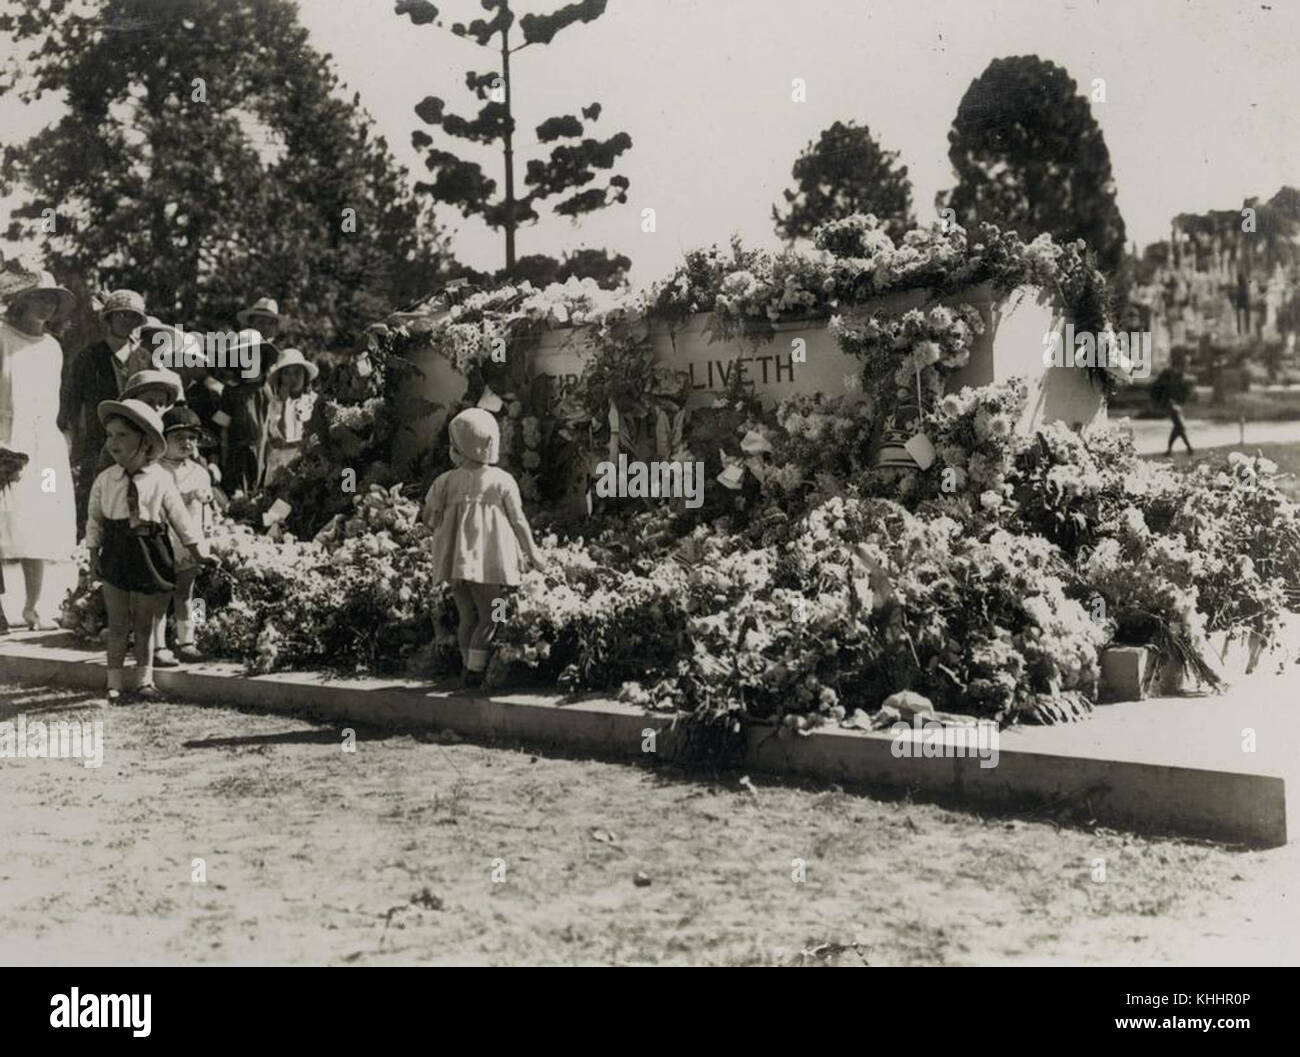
[1111,385,1300,423]
[1145,439,1300,501]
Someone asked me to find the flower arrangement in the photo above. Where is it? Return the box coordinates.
[0,446,28,492]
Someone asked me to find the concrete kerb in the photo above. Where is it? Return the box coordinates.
[0,633,1290,846]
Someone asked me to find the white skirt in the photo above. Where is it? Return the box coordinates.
[0,439,76,559]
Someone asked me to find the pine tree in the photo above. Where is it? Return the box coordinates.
[396,0,632,278]
[941,56,1126,275]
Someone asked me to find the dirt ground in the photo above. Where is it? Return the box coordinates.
[0,679,1296,966]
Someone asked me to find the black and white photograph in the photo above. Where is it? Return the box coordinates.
[0,0,1297,989]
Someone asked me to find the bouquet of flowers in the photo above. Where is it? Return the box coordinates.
[0,446,28,492]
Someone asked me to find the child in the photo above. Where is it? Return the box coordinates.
[86,399,210,702]
[216,332,274,496]
[152,406,215,666]
[121,368,184,413]
[265,347,318,485]
[422,408,545,688]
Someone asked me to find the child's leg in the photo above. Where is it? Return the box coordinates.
[450,581,476,668]
[130,592,166,688]
[173,569,198,645]
[153,598,170,655]
[466,582,503,673]
[102,583,131,692]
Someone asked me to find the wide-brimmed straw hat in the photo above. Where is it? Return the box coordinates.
[6,269,76,323]
[97,398,167,461]
[448,407,500,466]
[267,346,319,383]
[121,368,184,405]
[237,296,280,327]
[99,289,147,326]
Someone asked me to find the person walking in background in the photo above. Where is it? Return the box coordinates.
[59,288,149,534]
[1152,362,1194,456]
[0,272,78,629]
[421,408,546,689]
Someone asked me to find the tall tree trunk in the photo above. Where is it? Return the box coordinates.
[501,22,516,275]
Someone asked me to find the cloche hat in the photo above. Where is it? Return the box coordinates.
[448,408,500,466]
[162,405,213,443]
[99,289,147,326]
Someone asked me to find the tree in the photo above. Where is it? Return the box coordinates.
[773,121,914,242]
[395,0,632,276]
[0,0,452,347]
[940,56,1126,275]
[510,248,630,290]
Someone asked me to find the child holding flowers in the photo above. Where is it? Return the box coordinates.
[422,408,545,688]
[86,398,211,701]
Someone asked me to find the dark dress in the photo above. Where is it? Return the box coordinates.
[58,340,127,534]
[219,379,270,495]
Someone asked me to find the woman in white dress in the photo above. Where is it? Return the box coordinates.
[0,272,78,629]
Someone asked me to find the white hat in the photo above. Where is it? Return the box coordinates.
[7,269,76,323]
[121,368,184,405]
[237,296,281,327]
[267,346,320,382]
[97,398,167,461]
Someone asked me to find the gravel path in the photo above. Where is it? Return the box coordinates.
[2,680,1296,965]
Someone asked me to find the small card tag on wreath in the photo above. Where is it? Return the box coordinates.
[904,433,936,470]
[262,497,292,527]
[211,410,232,428]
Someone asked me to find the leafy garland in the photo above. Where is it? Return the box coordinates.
[408,215,1116,468]
[247,214,1115,537]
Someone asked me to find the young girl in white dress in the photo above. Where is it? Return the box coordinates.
[421,408,546,687]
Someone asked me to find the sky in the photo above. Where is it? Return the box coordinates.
[4,0,1300,289]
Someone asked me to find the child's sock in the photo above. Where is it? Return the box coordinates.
[466,647,489,672]
[106,669,124,692]
[175,618,193,646]
[138,664,155,689]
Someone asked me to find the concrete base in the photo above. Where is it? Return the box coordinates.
[2,631,1296,846]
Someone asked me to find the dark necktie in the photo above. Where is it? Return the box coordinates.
[127,469,143,528]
